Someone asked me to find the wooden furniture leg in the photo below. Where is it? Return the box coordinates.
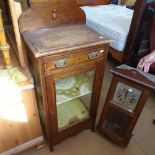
[0,9,11,67]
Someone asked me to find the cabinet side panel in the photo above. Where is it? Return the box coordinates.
[26,49,53,147]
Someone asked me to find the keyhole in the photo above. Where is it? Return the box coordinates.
[52,8,58,20]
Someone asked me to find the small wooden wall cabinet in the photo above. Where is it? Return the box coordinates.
[97,65,155,146]
[19,0,111,150]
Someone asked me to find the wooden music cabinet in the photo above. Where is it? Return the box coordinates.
[19,0,111,150]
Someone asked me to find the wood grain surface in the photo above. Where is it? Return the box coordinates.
[19,0,86,32]
[19,0,110,150]
[22,24,111,57]
[76,0,109,6]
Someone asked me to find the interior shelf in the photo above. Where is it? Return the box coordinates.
[57,98,89,130]
[55,73,93,105]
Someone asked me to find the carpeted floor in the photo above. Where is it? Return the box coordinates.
[20,57,155,155]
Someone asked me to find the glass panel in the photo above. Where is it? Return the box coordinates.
[112,82,142,112]
[55,71,94,131]
[102,107,131,139]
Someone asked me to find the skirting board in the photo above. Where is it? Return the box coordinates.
[0,136,44,155]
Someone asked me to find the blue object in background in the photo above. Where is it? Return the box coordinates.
[111,0,118,4]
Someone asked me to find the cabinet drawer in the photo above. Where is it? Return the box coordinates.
[44,47,106,72]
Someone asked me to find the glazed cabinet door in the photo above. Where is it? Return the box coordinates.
[55,70,94,130]
[45,58,105,144]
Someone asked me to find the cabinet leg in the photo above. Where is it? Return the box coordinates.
[49,145,54,151]
[91,125,96,132]
[125,134,133,147]
[48,141,54,151]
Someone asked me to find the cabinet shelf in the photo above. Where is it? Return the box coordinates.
[57,98,89,130]
[56,73,93,105]
[57,91,91,105]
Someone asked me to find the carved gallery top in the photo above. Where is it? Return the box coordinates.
[22,24,112,57]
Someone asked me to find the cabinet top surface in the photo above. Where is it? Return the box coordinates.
[22,24,111,57]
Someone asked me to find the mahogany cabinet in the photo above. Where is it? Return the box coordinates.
[21,24,110,150]
[19,1,111,150]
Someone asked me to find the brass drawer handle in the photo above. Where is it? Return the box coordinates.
[88,52,100,60]
[55,59,68,68]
